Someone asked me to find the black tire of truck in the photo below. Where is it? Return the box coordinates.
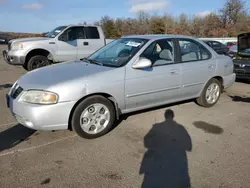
[26,55,50,71]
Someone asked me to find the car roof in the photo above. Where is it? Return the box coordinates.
[122,34,197,40]
[65,24,100,28]
[202,40,217,42]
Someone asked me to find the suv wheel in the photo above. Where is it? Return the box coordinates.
[196,78,222,107]
[71,95,116,139]
[27,55,50,71]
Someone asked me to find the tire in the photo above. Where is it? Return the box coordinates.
[27,55,50,71]
[71,95,116,139]
[22,64,28,71]
[196,78,222,108]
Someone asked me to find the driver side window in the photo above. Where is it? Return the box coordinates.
[140,39,175,66]
[59,27,85,41]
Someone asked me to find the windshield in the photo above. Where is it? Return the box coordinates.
[87,38,149,67]
[45,26,67,38]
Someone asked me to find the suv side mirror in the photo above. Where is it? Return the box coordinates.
[132,58,152,69]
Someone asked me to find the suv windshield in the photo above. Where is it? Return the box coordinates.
[87,38,149,67]
[45,26,67,38]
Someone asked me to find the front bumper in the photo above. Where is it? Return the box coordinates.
[222,73,236,89]
[234,69,250,80]
[2,50,25,65]
[6,91,77,131]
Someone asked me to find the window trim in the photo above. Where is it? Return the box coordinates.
[139,38,178,67]
[176,38,212,63]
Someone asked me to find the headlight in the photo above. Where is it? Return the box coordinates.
[19,90,59,104]
[11,43,24,51]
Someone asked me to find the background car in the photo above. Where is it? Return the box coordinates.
[228,45,238,58]
[202,40,229,55]
[225,41,237,50]
[0,37,8,44]
[232,32,250,81]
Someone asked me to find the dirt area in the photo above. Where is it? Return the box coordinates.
[0,45,250,188]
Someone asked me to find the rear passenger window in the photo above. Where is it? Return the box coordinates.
[178,39,211,62]
[85,27,100,39]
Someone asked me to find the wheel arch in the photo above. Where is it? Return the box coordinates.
[24,48,53,68]
[198,76,224,96]
[68,93,120,130]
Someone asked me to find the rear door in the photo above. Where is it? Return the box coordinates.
[77,26,105,60]
[177,38,216,99]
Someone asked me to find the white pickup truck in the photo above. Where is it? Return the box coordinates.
[2,25,114,71]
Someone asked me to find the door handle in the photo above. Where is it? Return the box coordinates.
[83,42,89,46]
[208,64,215,69]
[170,69,179,75]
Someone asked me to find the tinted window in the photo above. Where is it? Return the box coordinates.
[60,27,85,41]
[140,39,175,66]
[85,27,100,39]
[179,39,211,62]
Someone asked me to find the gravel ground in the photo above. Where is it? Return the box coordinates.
[0,45,250,188]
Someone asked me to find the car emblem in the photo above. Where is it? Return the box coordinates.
[239,64,246,68]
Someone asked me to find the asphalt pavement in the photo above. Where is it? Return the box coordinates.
[0,45,250,188]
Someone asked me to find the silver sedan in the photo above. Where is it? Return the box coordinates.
[6,35,236,139]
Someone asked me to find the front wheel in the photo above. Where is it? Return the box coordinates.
[27,55,50,71]
[196,78,222,107]
[71,95,116,139]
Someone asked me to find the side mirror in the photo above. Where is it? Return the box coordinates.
[132,58,152,69]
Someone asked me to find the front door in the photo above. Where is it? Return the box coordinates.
[125,38,181,111]
[56,26,84,62]
[177,38,216,99]
[77,26,105,60]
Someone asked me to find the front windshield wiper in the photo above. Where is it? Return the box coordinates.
[80,58,103,66]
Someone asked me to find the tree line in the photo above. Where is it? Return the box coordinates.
[94,0,250,39]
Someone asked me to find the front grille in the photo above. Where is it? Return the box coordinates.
[235,72,250,77]
[11,86,23,99]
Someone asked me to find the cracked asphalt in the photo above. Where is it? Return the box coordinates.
[0,45,250,188]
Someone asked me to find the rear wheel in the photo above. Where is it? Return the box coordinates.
[71,95,116,139]
[196,78,222,107]
[27,55,50,71]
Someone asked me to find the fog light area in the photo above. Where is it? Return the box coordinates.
[14,114,33,128]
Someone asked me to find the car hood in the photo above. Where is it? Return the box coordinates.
[17,60,114,90]
[9,37,50,44]
[233,58,250,65]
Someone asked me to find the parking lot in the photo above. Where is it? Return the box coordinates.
[0,44,250,188]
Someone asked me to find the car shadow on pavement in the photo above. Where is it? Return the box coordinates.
[113,99,194,131]
[0,124,36,152]
[139,109,192,188]
[0,83,13,90]
[230,96,250,103]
